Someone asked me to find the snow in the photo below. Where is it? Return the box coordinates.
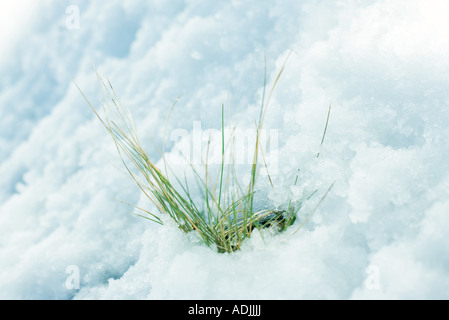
[1,0,448,299]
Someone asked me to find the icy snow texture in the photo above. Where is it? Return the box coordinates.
[1,0,449,299]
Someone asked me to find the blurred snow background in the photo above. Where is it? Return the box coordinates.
[1,0,448,299]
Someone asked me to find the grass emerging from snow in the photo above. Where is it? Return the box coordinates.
[76,54,333,253]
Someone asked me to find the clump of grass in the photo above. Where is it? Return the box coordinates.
[75,55,333,253]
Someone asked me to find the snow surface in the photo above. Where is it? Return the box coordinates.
[1,0,449,299]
